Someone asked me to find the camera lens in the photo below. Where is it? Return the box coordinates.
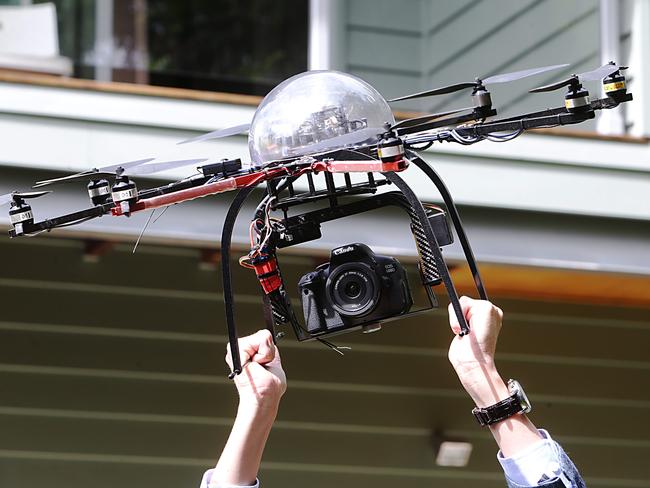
[326,263,379,317]
[344,281,361,299]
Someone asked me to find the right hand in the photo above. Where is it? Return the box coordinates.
[225,329,287,410]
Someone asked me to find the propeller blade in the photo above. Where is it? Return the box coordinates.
[34,171,116,187]
[0,190,51,206]
[298,127,385,155]
[389,82,476,102]
[15,190,51,199]
[177,123,250,145]
[578,62,623,82]
[0,193,14,206]
[32,158,156,188]
[391,64,571,102]
[391,107,474,130]
[126,158,208,176]
[99,157,156,174]
[482,63,569,85]
[529,76,578,93]
[530,63,627,93]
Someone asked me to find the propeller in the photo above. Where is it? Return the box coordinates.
[33,158,208,188]
[0,190,50,206]
[32,158,155,188]
[177,123,251,145]
[299,127,385,155]
[92,157,156,175]
[530,62,627,93]
[389,63,569,102]
[391,106,473,130]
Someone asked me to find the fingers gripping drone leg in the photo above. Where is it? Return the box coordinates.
[407,150,488,301]
[383,171,471,335]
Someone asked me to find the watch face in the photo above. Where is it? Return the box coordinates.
[508,379,532,413]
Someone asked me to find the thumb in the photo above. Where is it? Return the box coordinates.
[448,296,471,334]
[251,330,275,365]
[448,302,462,335]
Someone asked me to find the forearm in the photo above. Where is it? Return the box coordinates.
[448,301,585,486]
[213,401,278,485]
[457,363,542,457]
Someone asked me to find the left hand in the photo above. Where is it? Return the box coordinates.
[225,329,287,410]
[447,297,509,407]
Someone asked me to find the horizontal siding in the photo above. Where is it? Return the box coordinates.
[0,237,649,488]
[426,1,600,119]
[344,0,425,110]
[343,0,605,128]
[348,30,421,74]
[347,0,424,33]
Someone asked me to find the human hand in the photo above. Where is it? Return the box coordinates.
[447,297,509,407]
[448,298,542,452]
[226,329,287,411]
[215,330,286,485]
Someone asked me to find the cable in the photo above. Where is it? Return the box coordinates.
[486,129,524,142]
[50,216,96,229]
[132,209,156,253]
[316,337,351,355]
[409,141,434,151]
[450,129,483,145]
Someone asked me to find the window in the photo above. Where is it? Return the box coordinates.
[38,0,309,96]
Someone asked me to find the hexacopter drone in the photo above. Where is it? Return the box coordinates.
[3,62,632,377]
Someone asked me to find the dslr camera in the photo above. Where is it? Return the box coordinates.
[298,243,412,334]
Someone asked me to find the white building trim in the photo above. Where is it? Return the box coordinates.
[628,0,650,137]
[597,0,625,135]
[308,0,333,70]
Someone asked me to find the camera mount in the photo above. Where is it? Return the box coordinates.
[220,149,488,377]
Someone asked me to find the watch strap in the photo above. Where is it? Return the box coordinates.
[472,393,524,426]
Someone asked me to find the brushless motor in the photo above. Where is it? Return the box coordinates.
[564,85,591,113]
[9,200,33,227]
[378,135,404,164]
[111,176,138,213]
[88,179,111,205]
[603,72,628,102]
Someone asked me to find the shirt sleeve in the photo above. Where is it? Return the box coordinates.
[199,469,260,488]
[497,429,571,487]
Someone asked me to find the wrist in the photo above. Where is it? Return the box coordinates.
[457,364,510,408]
[237,397,280,423]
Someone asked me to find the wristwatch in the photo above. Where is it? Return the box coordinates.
[472,379,532,426]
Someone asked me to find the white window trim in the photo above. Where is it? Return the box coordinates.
[94,0,114,82]
[628,0,650,137]
[308,0,333,70]
[597,0,625,135]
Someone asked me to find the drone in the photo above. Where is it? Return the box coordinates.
[3,61,632,377]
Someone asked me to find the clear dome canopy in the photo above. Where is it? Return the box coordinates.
[248,71,394,165]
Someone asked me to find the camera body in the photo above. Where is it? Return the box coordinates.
[298,243,412,335]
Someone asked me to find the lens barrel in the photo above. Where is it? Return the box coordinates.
[326,262,379,317]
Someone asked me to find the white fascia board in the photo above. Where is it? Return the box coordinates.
[420,131,650,173]
[0,81,256,132]
[402,153,650,221]
[0,112,251,174]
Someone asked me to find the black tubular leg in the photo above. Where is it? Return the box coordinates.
[408,151,488,301]
[383,172,470,335]
[261,293,277,342]
[221,186,258,378]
